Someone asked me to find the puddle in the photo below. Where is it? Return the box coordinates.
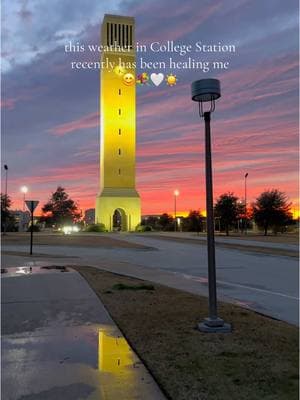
[1,265,166,399]
[2,265,72,277]
[41,265,69,272]
[2,325,164,399]
[15,266,33,275]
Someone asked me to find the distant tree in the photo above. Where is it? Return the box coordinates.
[1,194,17,232]
[141,216,160,230]
[183,210,204,232]
[214,192,239,236]
[159,213,174,231]
[251,189,292,235]
[41,186,81,228]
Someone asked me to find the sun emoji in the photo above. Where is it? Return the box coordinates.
[166,73,177,86]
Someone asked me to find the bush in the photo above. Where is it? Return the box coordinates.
[27,225,40,232]
[136,224,153,232]
[85,223,106,232]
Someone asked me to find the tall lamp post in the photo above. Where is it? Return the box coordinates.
[191,79,231,333]
[244,173,248,234]
[3,165,8,234]
[4,165,8,198]
[21,186,28,212]
[174,189,179,231]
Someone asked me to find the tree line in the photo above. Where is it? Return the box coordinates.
[141,189,294,236]
[1,186,296,235]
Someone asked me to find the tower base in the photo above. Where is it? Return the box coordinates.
[96,188,141,232]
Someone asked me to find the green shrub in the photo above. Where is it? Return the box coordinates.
[136,224,153,232]
[85,223,106,232]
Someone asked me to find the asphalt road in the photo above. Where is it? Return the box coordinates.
[2,233,299,326]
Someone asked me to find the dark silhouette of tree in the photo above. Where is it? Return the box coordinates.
[1,194,16,232]
[252,189,292,235]
[159,213,174,231]
[183,210,204,232]
[214,192,239,236]
[141,216,160,230]
[41,186,81,228]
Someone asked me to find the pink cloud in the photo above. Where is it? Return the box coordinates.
[0,99,15,110]
[1,86,47,109]
[49,112,99,136]
[137,1,223,43]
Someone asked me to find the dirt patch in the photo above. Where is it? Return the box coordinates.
[74,265,299,400]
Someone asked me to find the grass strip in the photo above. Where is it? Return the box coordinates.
[73,265,299,400]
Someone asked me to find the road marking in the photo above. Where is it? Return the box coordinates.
[217,279,299,300]
[182,274,299,301]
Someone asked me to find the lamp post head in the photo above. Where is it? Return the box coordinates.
[4,164,8,170]
[245,173,248,178]
[191,79,221,102]
[21,186,28,194]
[191,78,221,116]
[174,189,179,197]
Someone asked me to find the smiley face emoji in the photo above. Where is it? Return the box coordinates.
[123,72,135,86]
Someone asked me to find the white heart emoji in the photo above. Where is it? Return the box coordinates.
[151,73,164,87]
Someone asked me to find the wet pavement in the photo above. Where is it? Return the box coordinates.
[1,265,166,400]
[2,233,299,326]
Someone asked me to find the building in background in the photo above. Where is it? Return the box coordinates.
[95,14,141,231]
[11,210,30,232]
[84,208,95,225]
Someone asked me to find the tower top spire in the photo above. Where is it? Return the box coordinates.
[101,14,135,50]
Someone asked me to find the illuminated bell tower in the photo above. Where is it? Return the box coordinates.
[96,14,141,231]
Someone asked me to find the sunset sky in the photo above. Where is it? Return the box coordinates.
[2,0,299,217]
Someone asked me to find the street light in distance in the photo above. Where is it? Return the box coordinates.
[3,165,8,234]
[20,186,29,211]
[174,190,179,231]
[244,172,249,234]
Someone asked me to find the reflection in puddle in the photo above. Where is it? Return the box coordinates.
[15,266,32,274]
[98,329,133,372]
[3,265,72,277]
[2,266,166,399]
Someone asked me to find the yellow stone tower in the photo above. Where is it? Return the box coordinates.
[96,14,141,231]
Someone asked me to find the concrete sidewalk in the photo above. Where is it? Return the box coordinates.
[1,263,166,400]
[2,250,299,326]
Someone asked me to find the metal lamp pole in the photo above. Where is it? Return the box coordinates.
[191,79,231,333]
[244,173,248,234]
[174,190,179,231]
[3,165,8,234]
[21,186,28,212]
[4,165,8,198]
